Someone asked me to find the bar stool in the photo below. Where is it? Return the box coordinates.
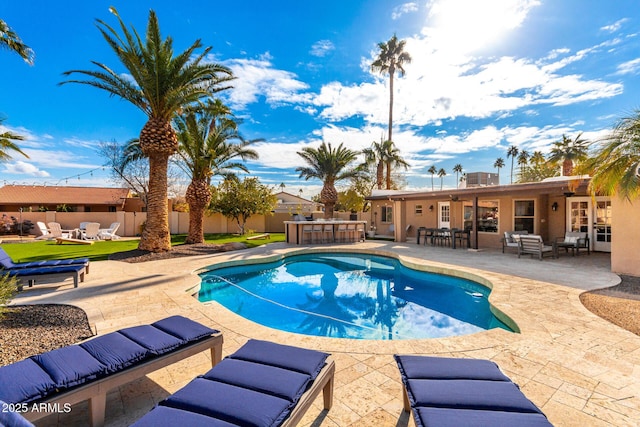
[312,224,324,243]
[347,223,357,243]
[323,224,334,243]
[302,224,314,244]
[356,223,366,242]
[336,223,348,242]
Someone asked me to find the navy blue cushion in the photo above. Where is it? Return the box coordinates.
[80,332,150,373]
[32,346,107,389]
[7,265,84,276]
[130,405,238,427]
[24,258,89,269]
[0,400,35,427]
[229,339,328,379]
[415,407,553,427]
[202,358,311,403]
[0,359,56,404]
[395,355,511,381]
[407,379,543,413]
[119,325,184,355]
[161,377,292,427]
[152,316,217,342]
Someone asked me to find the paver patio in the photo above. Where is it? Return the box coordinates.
[11,241,640,426]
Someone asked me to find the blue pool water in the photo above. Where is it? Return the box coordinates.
[198,253,513,340]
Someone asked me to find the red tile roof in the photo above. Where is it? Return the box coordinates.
[0,185,131,205]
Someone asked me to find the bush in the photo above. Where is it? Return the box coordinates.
[0,273,18,318]
[0,215,34,235]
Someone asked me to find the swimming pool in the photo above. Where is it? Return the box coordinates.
[198,252,514,340]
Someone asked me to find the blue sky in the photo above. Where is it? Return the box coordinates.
[1,0,639,198]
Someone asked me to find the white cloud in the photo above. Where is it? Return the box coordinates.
[310,40,335,57]
[601,18,628,33]
[616,58,640,75]
[2,161,50,177]
[222,56,311,109]
[392,2,419,20]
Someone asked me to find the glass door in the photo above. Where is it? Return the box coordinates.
[438,202,450,229]
[594,199,612,252]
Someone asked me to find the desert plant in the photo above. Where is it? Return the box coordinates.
[0,273,18,318]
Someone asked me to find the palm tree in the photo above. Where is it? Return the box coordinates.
[578,111,640,201]
[382,140,409,190]
[371,34,412,143]
[296,142,360,218]
[493,157,505,182]
[60,8,233,252]
[428,165,437,191]
[517,150,530,181]
[437,168,447,190]
[0,118,29,162]
[175,103,259,244]
[507,146,519,184]
[0,19,34,64]
[452,164,463,188]
[548,133,589,176]
[362,138,386,190]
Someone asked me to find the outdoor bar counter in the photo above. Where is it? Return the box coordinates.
[284,220,367,245]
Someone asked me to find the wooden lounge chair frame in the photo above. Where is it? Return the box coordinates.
[56,237,94,245]
[282,357,335,426]
[15,266,86,291]
[23,333,223,427]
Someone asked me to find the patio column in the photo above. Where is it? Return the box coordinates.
[472,196,479,249]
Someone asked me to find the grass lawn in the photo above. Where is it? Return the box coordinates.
[0,233,284,262]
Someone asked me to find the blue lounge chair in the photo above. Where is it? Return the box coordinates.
[0,315,223,427]
[4,264,87,291]
[132,339,335,427]
[0,247,90,273]
[395,355,553,427]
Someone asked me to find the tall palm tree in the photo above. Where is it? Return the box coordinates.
[175,103,259,244]
[371,34,412,143]
[382,140,409,190]
[0,118,29,162]
[577,111,640,201]
[452,164,463,188]
[60,8,233,252]
[428,165,437,191]
[507,146,519,184]
[493,157,505,182]
[296,142,360,218]
[517,150,530,181]
[437,168,447,190]
[548,133,589,176]
[0,19,34,64]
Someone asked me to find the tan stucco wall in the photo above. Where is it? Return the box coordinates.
[611,196,639,276]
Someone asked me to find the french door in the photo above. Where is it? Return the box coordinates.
[438,202,450,229]
[566,197,611,252]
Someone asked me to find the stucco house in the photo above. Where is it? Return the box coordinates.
[273,191,323,216]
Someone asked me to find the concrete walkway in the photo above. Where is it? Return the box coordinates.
[12,241,640,427]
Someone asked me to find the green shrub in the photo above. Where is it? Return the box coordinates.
[0,273,18,318]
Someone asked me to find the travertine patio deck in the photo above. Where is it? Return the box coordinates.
[12,241,640,426]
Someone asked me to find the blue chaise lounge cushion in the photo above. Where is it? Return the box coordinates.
[0,359,56,404]
[119,325,184,355]
[395,355,511,382]
[415,407,554,427]
[152,316,217,342]
[31,346,107,389]
[229,339,329,379]
[130,405,238,427]
[80,332,149,373]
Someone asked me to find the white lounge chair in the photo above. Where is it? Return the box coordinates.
[98,222,121,240]
[81,222,101,240]
[47,222,71,239]
[35,221,52,240]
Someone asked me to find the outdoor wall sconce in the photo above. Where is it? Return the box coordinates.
[552,202,558,211]
[429,205,434,212]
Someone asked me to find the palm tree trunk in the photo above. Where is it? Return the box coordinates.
[185,179,211,244]
[138,152,172,252]
[388,69,394,143]
[385,160,392,190]
[563,159,572,176]
[376,161,384,190]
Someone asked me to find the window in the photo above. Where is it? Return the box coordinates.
[381,206,393,223]
[415,204,423,215]
[463,201,499,233]
[514,200,535,233]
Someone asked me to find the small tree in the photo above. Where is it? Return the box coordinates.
[209,177,276,235]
